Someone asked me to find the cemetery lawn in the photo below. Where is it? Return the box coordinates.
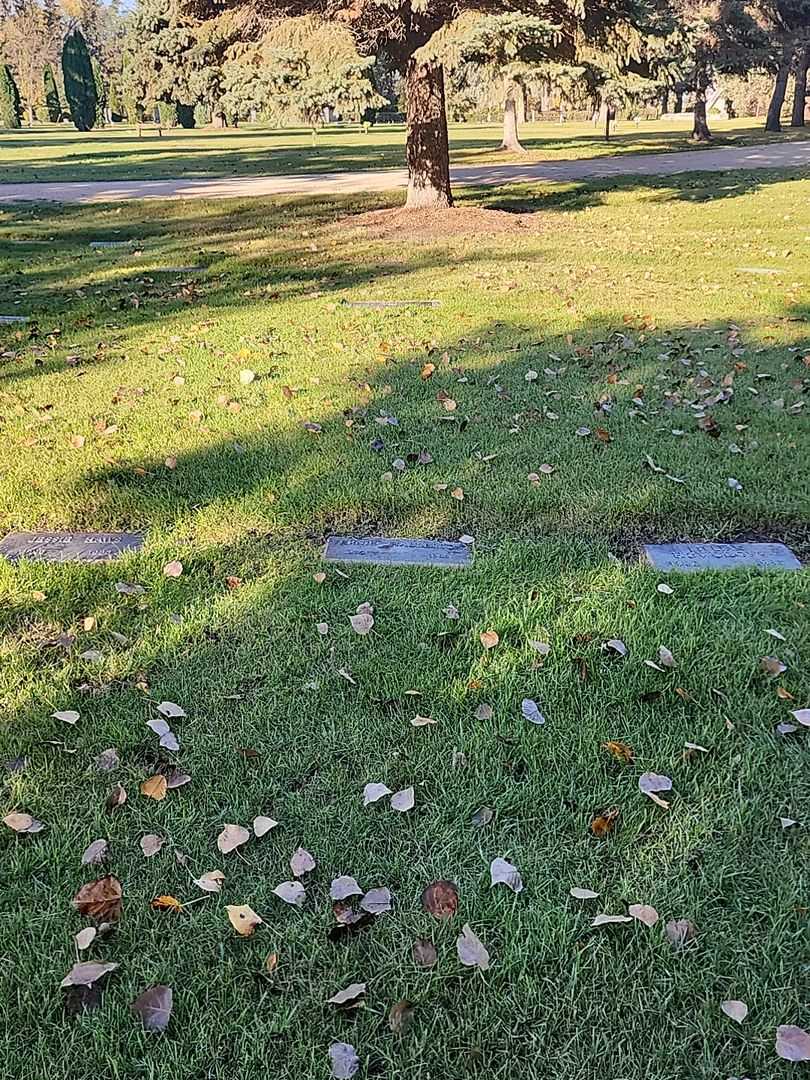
[1,168,809,1080]
[1,115,808,184]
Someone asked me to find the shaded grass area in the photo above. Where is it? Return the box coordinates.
[0,116,807,184]
[0,169,809,1079]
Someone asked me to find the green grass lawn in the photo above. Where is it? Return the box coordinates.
[2,115,808,184]
[1,169,809,1079]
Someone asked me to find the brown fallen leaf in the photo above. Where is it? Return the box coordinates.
[628,903,659,927]
[131,984,173,1032]
[140,775,167,801]
[761,655,787,676]
[389,1000,415,1034]
[480,630,499,650]
[3,812,45,834]
[327,982,366,1008]
[150,894,183,913]
[193,870,225,893]
[422,880,459,919]
[226,904,263,936]
[602,740,634,764]
[412,938,438,968]
[73,875,123,921]
[163,560,183,578]
[60,961,118,988]
[217,823,250,854]
[590,806,620,838]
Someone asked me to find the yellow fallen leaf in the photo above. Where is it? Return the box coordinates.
[151,894,183,913]
[226,904,263,937]
[140,775,168,801]
[480,630,499,650]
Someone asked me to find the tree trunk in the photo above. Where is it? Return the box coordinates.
[660,89,670,115]
[791,44,809,127]
[27,103,34,125]
[674,89,683,112]
[500,77,525,152]
[766,47,792,132]
[405,57,452,210]
[692,86,711,141]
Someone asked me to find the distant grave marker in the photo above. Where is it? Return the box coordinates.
[89,241,137,249]
[737,267,782,276]
[644,542,800,572]
[344,300,440,309]
[0,315,29,324]
[154,266,204,274]
[0,531,143,563]
[324,536,472,569]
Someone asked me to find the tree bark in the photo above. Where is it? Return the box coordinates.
[674,89,683,112]
[791,43,809,127]
[766,46,792,132]
[405,57,452,210]
[660,89,670,115]
[500,77,525,152]
[692,86,711,141]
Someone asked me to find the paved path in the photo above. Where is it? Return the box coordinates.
[2,141,809,204]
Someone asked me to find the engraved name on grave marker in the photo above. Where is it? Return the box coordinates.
[644,542,800,572]
[324,536,472,569]
[0,532,144,563]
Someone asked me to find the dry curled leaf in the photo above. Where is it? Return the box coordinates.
[217,823,250,854]
[75,926,97,950]
[140,834,164,858]
[162,560,183,578]
[360,887,392,914]
[521,698,545,725]
[592,913,633,927]
[60,962,118,988]
[411,714,436,727]
[412,938,438,968]
[330,876,363,901]
[363,782,392,805]
[131,984,173,1032]
[776,1025,810,1062]
[422,880,459,919]
[628,903,659,927]
[290,846,316,876]
[193,869,225,893]
[226,904,263,936]
[389,999,415,1034]
[761,655,786,676]
[721,999,748,1024]
[73,875,123,921]
[253,816,278,837]
[81,838,109,866]
[590,806,620,838]
[480,630,499,650]
[106,782,127,811]
[570,886,600,900]
[328,982,366,1008]
[457,923,490,970]
[150,894,183,913]
[3,812,45,834]
[602,740,634,763]
[273,880,306,907]
[790,708,810,727]
[604,638,627,657]
[156,701,186,719]
[140,775,167,801]
[52,709,79,725]
[490,857,523,893]
[329,1042,360,1079]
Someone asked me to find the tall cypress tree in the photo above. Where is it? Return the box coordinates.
[92,59,107,126]
[62,28,97,131]
[0,64,21,128]
[43,63,61,122]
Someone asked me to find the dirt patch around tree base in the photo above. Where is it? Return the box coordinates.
[338,205,544,240]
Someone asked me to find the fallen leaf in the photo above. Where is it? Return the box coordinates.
[412,938,438,968]
[52,709,79,725]
[422,880,459,919]
[480,630,499,649]
[290,847,315,876]
[130,985,173,1032]
[349,612,374,635]
[3,812,45,834]
[456,923,490,969]
[529,640,551,656]
[721,999,748,1024]
[105,782,127,811]
[239,369,256,385]
[790,708,810,727]
[328,982,366,1008]
[81,839,109,866]
[664,918,697,948]
[162,560,183,578]
[75,926,97,950]
[390,787,415,812]
[638,772,673,808]
[328,1042,360,1079]
[140,775,168,801]
[474,704,493,721]
[313,571,326,584]
[166,769,190,789]
[776,1025,810,1062]
[628,903,659,927]
[193,870,225,893]
[570,887,599,900]
[217,823,250,854]
[95,748,120,771]
[330,876,363,901]
[140,834,164,858]
[604,639,628,657]
[73,875,123,921]
[521,698,545,725]
[226,904,263,936]
[156,701,186,719]
[490,857,523,893]
[658,646,676,668]
[765,628,786,641]
[264,952,278,974]
[253,816,278,837]
[592,914,633,927]
[273,881,306,907]
[150,894,183,913]
[389,999,414,1034]
[656,583,674,595]
[363,782,392,805]
[360,887,392,914]
[602,740,634,763]
[444,604,459,619]
[761,655,787,676]
[411,714,437,727]
[590,806,620,837]
[420,362,435,379]
[60,962,118,988]
[471,806,494,827]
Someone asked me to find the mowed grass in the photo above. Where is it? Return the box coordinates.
[1,115,807,183]
[1,170,809,1080]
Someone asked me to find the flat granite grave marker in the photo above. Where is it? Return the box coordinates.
[89,241,138,249]
[0,532,143,563]
[0,315,29,324]
[645,542,801,572]
[344,300,440,309]
[324,536,472,569]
